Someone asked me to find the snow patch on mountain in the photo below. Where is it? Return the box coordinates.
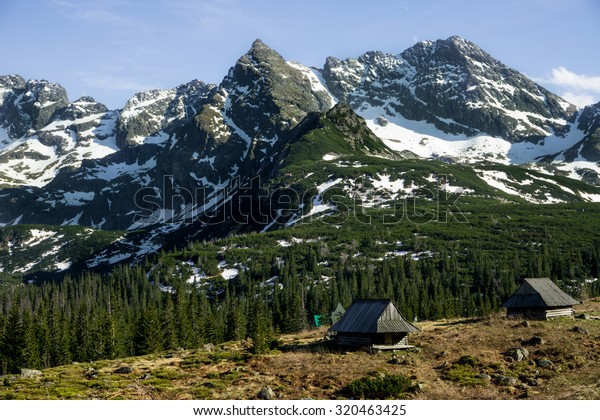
[362,102,585,166]
[83,157,157,181]
[0,111,120,187]
[22,229,59,247]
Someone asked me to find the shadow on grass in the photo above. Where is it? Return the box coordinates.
[433,318,484,327]
[277,339,336,354]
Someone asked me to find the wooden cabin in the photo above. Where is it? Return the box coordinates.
[501,278,580,320]
[328,299,420,350]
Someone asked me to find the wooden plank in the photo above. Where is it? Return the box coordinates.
[372,344,415,350]
[545,308,574,318]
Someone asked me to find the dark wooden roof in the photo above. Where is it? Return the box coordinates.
[329,299,420,333]
[501,278,580,308]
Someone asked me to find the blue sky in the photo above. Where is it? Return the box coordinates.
[1,0,599,109]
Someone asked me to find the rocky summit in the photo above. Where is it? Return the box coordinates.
[1,36,600,273]
[323,36,576,142]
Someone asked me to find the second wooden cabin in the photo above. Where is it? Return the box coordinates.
[501,277,580,320]
[328,299,420,350]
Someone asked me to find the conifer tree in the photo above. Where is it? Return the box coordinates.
[134,307,163,355]
[247,295,271,354]
[1,300,25,374]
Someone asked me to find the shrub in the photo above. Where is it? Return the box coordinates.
[443,364,485,386]
[344,374,414,399]
[457,355,479,367]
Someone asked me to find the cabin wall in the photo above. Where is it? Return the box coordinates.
[375,333,408,345]
[335,332,409,348]
[506,308,547,320]
[335,333,373,348]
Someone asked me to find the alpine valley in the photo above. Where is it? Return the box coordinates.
[2,37,600,394]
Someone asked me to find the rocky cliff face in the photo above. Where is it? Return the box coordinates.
[576,102,600,162]
[547,101,600,184]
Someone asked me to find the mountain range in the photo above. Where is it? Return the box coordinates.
[1,36,600,276]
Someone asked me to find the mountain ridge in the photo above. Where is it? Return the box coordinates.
[2,36,600,274]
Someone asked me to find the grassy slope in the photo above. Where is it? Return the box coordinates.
[2,299,598,400]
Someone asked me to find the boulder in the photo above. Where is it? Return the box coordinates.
[571,326,589,335]
[503,347,529,362]
[522,336,544,346]
[84,367,98,380]
[113,366,132,374]
[20,368,42,379]
[436,361,452,370]
[257,386,276,400]
[457,355,478,367]
[536,359,554,368]
[414,382,426,392]
[498,375,518,386]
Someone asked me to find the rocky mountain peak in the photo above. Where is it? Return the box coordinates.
[0,74,26,91]
[0,76,70,138]
[248,38,276,58]
[75,96,98,104]
[323,102,393,155]
[323,36,577,142]
[226,39,288,82]
[51,97,109,123]
[116,80,214,148]
[24,79,69,130]
[213,40,333,141]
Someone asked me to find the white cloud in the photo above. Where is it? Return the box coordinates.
[539,67,600,107]
[549,67,600,93]
[561,92,597,108]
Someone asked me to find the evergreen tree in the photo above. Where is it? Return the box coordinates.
[134,307,163,355]
[247,295,271,354]
[1,300,25,374]
[162,295,178,350]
